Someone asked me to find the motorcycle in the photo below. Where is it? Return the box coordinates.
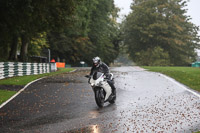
[85,72,116,108]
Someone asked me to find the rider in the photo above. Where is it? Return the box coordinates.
[89,56,116,95]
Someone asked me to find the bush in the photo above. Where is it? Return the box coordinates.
[135,46,171,66]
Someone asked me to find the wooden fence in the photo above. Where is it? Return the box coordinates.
[0,62,50,79]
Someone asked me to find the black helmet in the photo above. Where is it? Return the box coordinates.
[93,56,101,67]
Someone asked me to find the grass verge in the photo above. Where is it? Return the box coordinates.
[0,90,16,105]
[142,66,200,92]
[0,68,75,105]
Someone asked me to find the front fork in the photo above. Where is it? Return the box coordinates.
[93,87,105,99]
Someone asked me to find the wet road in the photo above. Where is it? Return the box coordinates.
[0,67,200,132]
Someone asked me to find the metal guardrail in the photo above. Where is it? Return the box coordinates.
[0,62,50,79]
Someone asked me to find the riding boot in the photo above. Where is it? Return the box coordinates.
[112,85,116,95]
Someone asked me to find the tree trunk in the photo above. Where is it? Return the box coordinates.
[20,34,29,62]
[9,34,18,61]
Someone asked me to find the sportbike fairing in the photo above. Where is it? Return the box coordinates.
[93,72,103,80]
[90,72,112,101]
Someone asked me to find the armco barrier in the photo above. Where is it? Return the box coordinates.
[0,62,50,79]
[50,63,57,72]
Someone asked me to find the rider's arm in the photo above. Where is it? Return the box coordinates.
[89,66,95,76]
[102,63,109,74]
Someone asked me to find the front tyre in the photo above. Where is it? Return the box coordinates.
[95,88,104,108]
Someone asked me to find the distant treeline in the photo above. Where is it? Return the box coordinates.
[0,0,199,66]
[0,0,120,66]
[122,0,200,66]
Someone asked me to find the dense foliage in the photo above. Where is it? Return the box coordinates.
[0,0,120,66]
[0,0,78,61]
[123,0,200,66]
[1,0,199,66]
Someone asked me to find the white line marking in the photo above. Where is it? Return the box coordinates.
[70,69,77,73]
[0,77,44,109]
[159,73,200,98]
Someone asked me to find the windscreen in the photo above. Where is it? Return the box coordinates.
[93,72,103,80]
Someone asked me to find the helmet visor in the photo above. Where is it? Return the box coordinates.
[93,57,100,66]
[93,59,98,64]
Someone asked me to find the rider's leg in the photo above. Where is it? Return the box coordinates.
[107,80,116,95]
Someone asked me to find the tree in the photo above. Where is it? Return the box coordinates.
[135,46,170,66]
[123,0,200,66]
[28,32,49,56]
[88,0,120,65]
[47,0,98,65]
[0,0,78,61]
[0,0,120,64]
[48,0,120,66]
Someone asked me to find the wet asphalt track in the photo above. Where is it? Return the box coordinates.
[0,66,200,133]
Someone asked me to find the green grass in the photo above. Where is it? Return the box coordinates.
[0,90,17,105]
[0,68,75,105]
[142,66,200,92]
[0,68,75,85]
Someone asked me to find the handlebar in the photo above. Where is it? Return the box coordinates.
[85,75,91,78]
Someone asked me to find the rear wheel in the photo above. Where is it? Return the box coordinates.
[95,88,105,108]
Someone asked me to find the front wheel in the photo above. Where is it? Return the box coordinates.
[95,88,105,108]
